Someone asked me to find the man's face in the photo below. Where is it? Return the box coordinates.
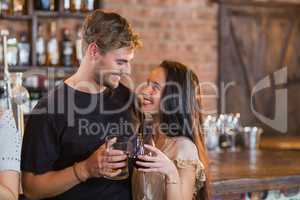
[93,47,134,89]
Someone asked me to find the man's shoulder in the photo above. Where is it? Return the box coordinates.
[31,82,66,114]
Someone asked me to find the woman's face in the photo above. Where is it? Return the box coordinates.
[140,66,166,114]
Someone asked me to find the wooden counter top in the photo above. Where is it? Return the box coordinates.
[260,136,300,150]
[209,150,300,195]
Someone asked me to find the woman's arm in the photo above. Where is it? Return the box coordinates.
[177,166,197,200]
[163,164,196,200]
[0,171,19,200]
[137,144,198,200]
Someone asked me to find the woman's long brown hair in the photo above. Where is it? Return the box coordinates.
[190,67,211,200]
[159,60,211,200]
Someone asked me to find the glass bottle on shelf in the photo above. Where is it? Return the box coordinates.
[36,24,46,66]
[1,0,13,16]
[61,28,73,67]
[18,32,30,66]
[75,27,82,65]
[38,0,55,11]
[86,0,94,12]
[64,0,71,12]
[7,33,18,66]
[50,0,55,11]
[81,0,94,12]
[46,22,59,66]
[80,0,86,12]
[71,0,81,12]
[13,0,26,15]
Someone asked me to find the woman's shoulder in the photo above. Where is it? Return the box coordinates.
[170,136,199,161]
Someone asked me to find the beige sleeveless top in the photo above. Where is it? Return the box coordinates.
[132,136,205,200]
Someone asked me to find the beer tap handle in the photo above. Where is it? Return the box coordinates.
[1,29,12,110]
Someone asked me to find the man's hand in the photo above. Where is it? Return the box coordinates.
[78,139,128,181]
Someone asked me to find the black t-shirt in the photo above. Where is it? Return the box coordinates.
[21,82,139,200]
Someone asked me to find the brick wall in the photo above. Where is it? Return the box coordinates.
[103,0,219,114]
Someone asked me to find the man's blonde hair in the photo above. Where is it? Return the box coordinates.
[82,9,142,54]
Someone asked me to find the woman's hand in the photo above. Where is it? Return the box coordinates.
[136,144,179,179]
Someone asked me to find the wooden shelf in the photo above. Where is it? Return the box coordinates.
[35,11,89,19]
[0,66,78,76]
[0,66,31,72]
[0,14,32,20]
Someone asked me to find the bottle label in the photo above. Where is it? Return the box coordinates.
[1,1,9,10]
[36,38,45,53]
[50,0,55,10]
[48,39,59,65]
[19,44,30,65]
[64,0,70,10]
[14,0,24,12]
[74,0,81,10]
[87,0,94,10]
[7,39,18,66]
[63,42,73,55]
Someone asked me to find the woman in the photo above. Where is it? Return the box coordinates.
[132,60,210,200]
[0,108,21,200]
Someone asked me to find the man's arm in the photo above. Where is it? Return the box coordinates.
[22,165,79,200]
[22,142,127,200]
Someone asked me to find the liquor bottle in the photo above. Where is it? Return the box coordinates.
[86,0,94,12]
[61,28,73,67]
[71,0,81,12]
[38,0,55,11]
[75,27,82,65]
[1,0,13,16]
[6,34,18,66]
[18,32,30,66]
[81,0,94,12]
[49,0,55,11]
[46,22,59,66]
[13,0,26,15]
[36,24,46,66]
[64,0,71,12]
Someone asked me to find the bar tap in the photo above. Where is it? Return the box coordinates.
[1,29,29,135]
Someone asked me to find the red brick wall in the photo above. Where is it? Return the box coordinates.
[103,0,219,114]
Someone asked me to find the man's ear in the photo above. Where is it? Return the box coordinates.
[87,43,102,58]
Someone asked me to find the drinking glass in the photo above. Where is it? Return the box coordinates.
[105,135,130,180]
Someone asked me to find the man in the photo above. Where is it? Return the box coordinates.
[21,10,141,200]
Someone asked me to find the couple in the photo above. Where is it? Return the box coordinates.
[20,10,210,200]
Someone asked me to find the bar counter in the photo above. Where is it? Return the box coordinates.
[209,149,300,196]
